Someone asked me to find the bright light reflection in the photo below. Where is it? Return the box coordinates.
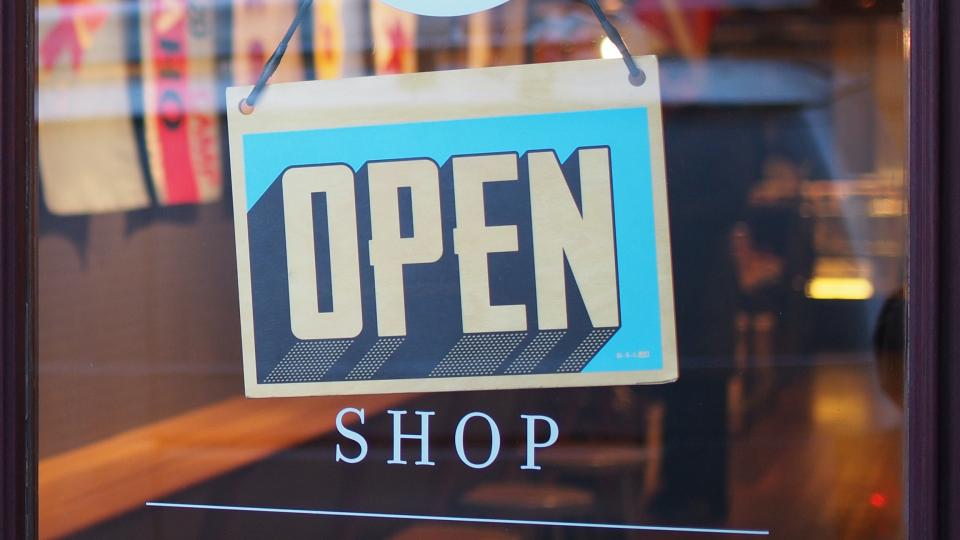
[600,37,620,59]
[805,277,875,300]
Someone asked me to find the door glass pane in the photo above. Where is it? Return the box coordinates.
[38,0,906,538]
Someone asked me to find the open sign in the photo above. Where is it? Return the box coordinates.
[228,58,677,397]
[281,148,618,340]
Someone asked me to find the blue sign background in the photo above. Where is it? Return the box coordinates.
[243,107,664,375]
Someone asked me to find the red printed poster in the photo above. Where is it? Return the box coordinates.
[139,0,223,206]
[313,0,344,79]
[232,0,306,85]
[370,0,417,75]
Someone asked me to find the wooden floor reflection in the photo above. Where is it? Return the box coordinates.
[727,355,903,540]
[46,354,904,539]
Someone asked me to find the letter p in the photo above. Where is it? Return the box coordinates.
[520,414,559,470]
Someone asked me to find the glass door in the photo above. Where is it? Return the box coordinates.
[31,0,913,538]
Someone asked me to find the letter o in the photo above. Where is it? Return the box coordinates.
[454,412,501,469]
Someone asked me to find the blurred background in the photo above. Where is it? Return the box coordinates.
[37,0,906,538]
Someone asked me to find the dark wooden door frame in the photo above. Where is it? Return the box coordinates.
[907,0,960,538]
[0,0,37,537]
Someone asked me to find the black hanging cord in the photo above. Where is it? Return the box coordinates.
[240,0,314,113]
[240,0,644,114]
[583,0,645,86]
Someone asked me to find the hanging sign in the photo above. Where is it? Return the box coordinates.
[227,57,677,397]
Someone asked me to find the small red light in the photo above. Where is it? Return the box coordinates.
[869,492,887,508]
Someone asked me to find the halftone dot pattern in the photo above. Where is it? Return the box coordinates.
[264,340,353,383]
[345,337,405,380]
[504,331,566,374]
[429,332,526,377]
[557,328,618,373]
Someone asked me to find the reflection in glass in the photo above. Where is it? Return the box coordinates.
[38,0,905,538]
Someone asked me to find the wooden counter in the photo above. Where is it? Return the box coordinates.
[39,393,414,539]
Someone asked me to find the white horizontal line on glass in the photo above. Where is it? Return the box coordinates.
[145,501,770,536]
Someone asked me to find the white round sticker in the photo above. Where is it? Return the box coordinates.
[379,0,509,16]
